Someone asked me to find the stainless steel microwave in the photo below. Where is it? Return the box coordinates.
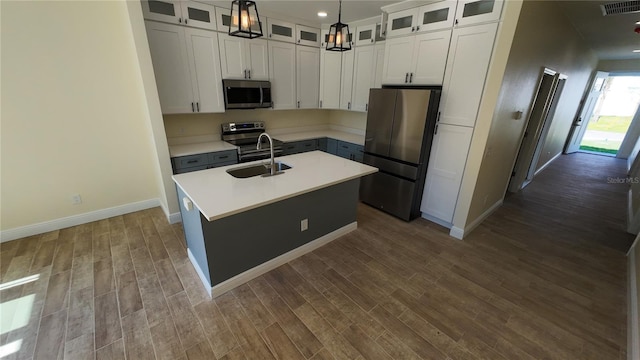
[222,79,272,109]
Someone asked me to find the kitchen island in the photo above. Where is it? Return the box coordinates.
[173,151,377,296]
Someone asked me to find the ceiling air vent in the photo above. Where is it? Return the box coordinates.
[600,0,640,15]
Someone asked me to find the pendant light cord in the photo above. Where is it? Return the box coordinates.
[338,0,342,23]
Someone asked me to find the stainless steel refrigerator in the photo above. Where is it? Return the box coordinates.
[359,87,441,221]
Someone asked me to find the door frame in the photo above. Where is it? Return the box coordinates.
[564,71,609,154]
[508,68,566,192]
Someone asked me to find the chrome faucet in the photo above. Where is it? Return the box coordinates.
[257,132,276,176]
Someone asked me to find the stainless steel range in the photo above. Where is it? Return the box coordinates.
[221,121,283,163]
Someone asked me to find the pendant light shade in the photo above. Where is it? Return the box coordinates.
[229,0,263,39]
[326,0,351,51]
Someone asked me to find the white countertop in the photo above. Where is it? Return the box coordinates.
[169,141,237,158]
[273,130,365,146]
[173,151,377,222]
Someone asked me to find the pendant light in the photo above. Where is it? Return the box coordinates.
[229,0,263,39]
[326,0,351,51]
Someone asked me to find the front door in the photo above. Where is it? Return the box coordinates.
[565,71,609,154]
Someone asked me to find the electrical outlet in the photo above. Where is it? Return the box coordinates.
[301,218,308,232]
[71,194,82,205]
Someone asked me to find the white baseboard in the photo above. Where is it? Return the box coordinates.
[449,227,464,240]
[534,152,562,177]
[210,222,357,297]
[455,199,504,239]
[187,248,212,298]
[421,212,452,229]
[168,212,182,224]
[628,246,639,360]
[0,199,160,243]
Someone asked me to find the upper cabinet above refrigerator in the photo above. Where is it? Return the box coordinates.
[454,0,503,27]
[142,0,216,30]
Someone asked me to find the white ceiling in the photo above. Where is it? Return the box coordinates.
[557,0,640,60]
[210,0,396,26]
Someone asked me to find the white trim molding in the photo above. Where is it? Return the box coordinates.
[1,199,160,243]
[628,246,639,360]
[450,199,504,240]
[208,222,357,297]
[188,248,212,298]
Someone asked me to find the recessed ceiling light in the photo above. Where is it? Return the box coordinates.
[634,49,640,53]
[636,20,640,24]
[318,11,327,17]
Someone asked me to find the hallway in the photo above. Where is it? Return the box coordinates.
[488,152,634,252]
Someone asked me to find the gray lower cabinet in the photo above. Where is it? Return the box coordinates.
[336,140,364,162]
[172,149,238,174]
[284,137,363,162]
[282,139,319,155]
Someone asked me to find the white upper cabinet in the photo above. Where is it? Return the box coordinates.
[340,51,355,110]
[382,29,450,85]
[296,46,320,108]
[319,50,342,109]
[146,21,194,114]
[146,21,223,114]
[184,28,225,112]
[269,41,297,109]
[410,30,452,85]
[420,123,473,224]
[416,1,457,33]
[386,1,456,37]
[267,18,295,43]
[439,22,498,126]
[296,25,321,47]
[218,34,269,80]
[454,0,503,27]
[354,24,376,47]
[386,8,418,38]
[142,1,216,30]
[351,46,376,112]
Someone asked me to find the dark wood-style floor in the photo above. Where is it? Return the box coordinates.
[0,152,631,360]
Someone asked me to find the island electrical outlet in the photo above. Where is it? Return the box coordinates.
[301,218,308,232]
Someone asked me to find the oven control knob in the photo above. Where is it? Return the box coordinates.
[230,125,236,130]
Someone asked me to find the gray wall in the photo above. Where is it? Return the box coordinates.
[465,0,598,226]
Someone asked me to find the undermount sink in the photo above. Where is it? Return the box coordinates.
[226,162,292,179]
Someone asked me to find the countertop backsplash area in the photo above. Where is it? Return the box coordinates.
[164,109,366,146]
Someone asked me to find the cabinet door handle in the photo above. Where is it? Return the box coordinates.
[416,26,420,31]
[437,111,441,123]
[298,39,301,43]
[320,100,323,108]
[196,102,200,112]
[191,102,195,112]
[405,73,409,83]
[248,69,251,79]
[348,102,351,110]
[269,33,272,38]
[179,18,182,23]
[371,39,374,43]
[244,69,247,78]
[409,73,413,83]
[455,19,459,25]
[185,19,188,24]
[297,101,300,108]
[365,103,368,111]
[411,26,415,32]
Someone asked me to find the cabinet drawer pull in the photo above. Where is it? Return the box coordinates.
[187,160,198,164]
[219,155,228,159]
[341,145,348,149]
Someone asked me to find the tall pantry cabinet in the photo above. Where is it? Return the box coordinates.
[419,0,503,227]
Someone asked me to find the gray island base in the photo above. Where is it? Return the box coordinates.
[178,179,360,297]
